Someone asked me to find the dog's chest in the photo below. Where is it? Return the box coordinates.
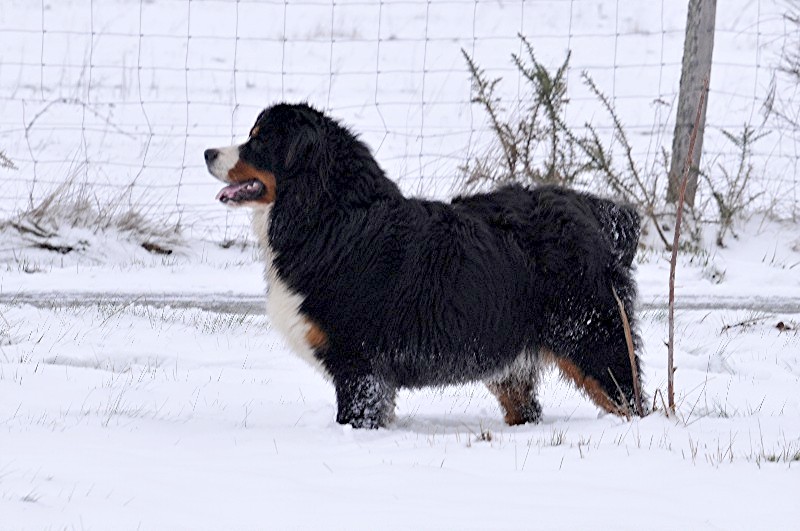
[252,209,330,378]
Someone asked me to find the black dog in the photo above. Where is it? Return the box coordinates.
[205,102,643,428]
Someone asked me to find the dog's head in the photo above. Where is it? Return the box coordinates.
[204,103,327,208]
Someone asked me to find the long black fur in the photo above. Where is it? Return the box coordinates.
[229,102,643,428]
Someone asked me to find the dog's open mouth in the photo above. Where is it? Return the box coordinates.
[215,180,266,204]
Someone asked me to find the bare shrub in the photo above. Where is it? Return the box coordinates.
[564,73,670,247]
[765,3,800,130]
[461,37,582,191]
[462,36,670,248]
[701,124,768,247]
[463,36,773,253]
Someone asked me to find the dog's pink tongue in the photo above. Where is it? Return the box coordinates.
[215,180,264,203]
[216,183,246,202]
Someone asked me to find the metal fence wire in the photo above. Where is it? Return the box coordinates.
[0,0,797,241]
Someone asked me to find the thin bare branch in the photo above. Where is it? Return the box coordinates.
[668,77,709,413]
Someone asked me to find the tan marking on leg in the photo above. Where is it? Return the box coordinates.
[486,381,533,426]
[554,357,622,416]
[487,382,532,426]
[228,160,277,204]
[304,319,329,351]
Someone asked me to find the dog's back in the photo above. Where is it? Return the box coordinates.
[452,184,640,269]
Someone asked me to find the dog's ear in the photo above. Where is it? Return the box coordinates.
[283,124,319,173]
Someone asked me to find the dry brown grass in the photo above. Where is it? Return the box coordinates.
[5,176,183,255]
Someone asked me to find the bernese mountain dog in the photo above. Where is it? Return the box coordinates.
[204,102,643,429]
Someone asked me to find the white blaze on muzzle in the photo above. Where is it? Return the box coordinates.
[206,144,242,183]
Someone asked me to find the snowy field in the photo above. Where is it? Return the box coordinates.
[1,223,799,530]
[2,0,800,529]
[1,296,799,530]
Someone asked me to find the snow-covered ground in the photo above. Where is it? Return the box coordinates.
[1,217,799,530]
[1,295,799,530]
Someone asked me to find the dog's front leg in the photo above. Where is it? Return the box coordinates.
[333,372,396,429]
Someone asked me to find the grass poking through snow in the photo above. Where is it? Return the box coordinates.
[2,177,183,261]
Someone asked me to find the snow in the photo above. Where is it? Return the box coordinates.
[1,217,799,529]
[1,290,799,529]
[1,0,800,528]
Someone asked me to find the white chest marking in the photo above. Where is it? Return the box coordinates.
[253,208,331,379]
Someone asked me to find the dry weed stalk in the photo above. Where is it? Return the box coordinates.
[668,78,709,412]
[0,150,16,170]
[611,286,644,417]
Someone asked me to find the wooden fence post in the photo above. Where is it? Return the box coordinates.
[667,0,717,207]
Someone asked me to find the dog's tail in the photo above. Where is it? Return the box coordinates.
[581,194,641,268]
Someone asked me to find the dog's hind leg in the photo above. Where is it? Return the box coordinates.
[485,352,543,426]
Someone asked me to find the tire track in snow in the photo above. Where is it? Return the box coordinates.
[2,291,800,314]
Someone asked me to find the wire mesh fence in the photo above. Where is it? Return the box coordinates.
[0,0,797,241]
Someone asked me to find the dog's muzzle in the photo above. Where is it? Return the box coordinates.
[204,145,240,182]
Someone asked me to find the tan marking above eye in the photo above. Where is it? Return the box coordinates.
[249,125,260,138]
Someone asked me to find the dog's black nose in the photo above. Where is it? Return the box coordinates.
[204,149,218,164]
